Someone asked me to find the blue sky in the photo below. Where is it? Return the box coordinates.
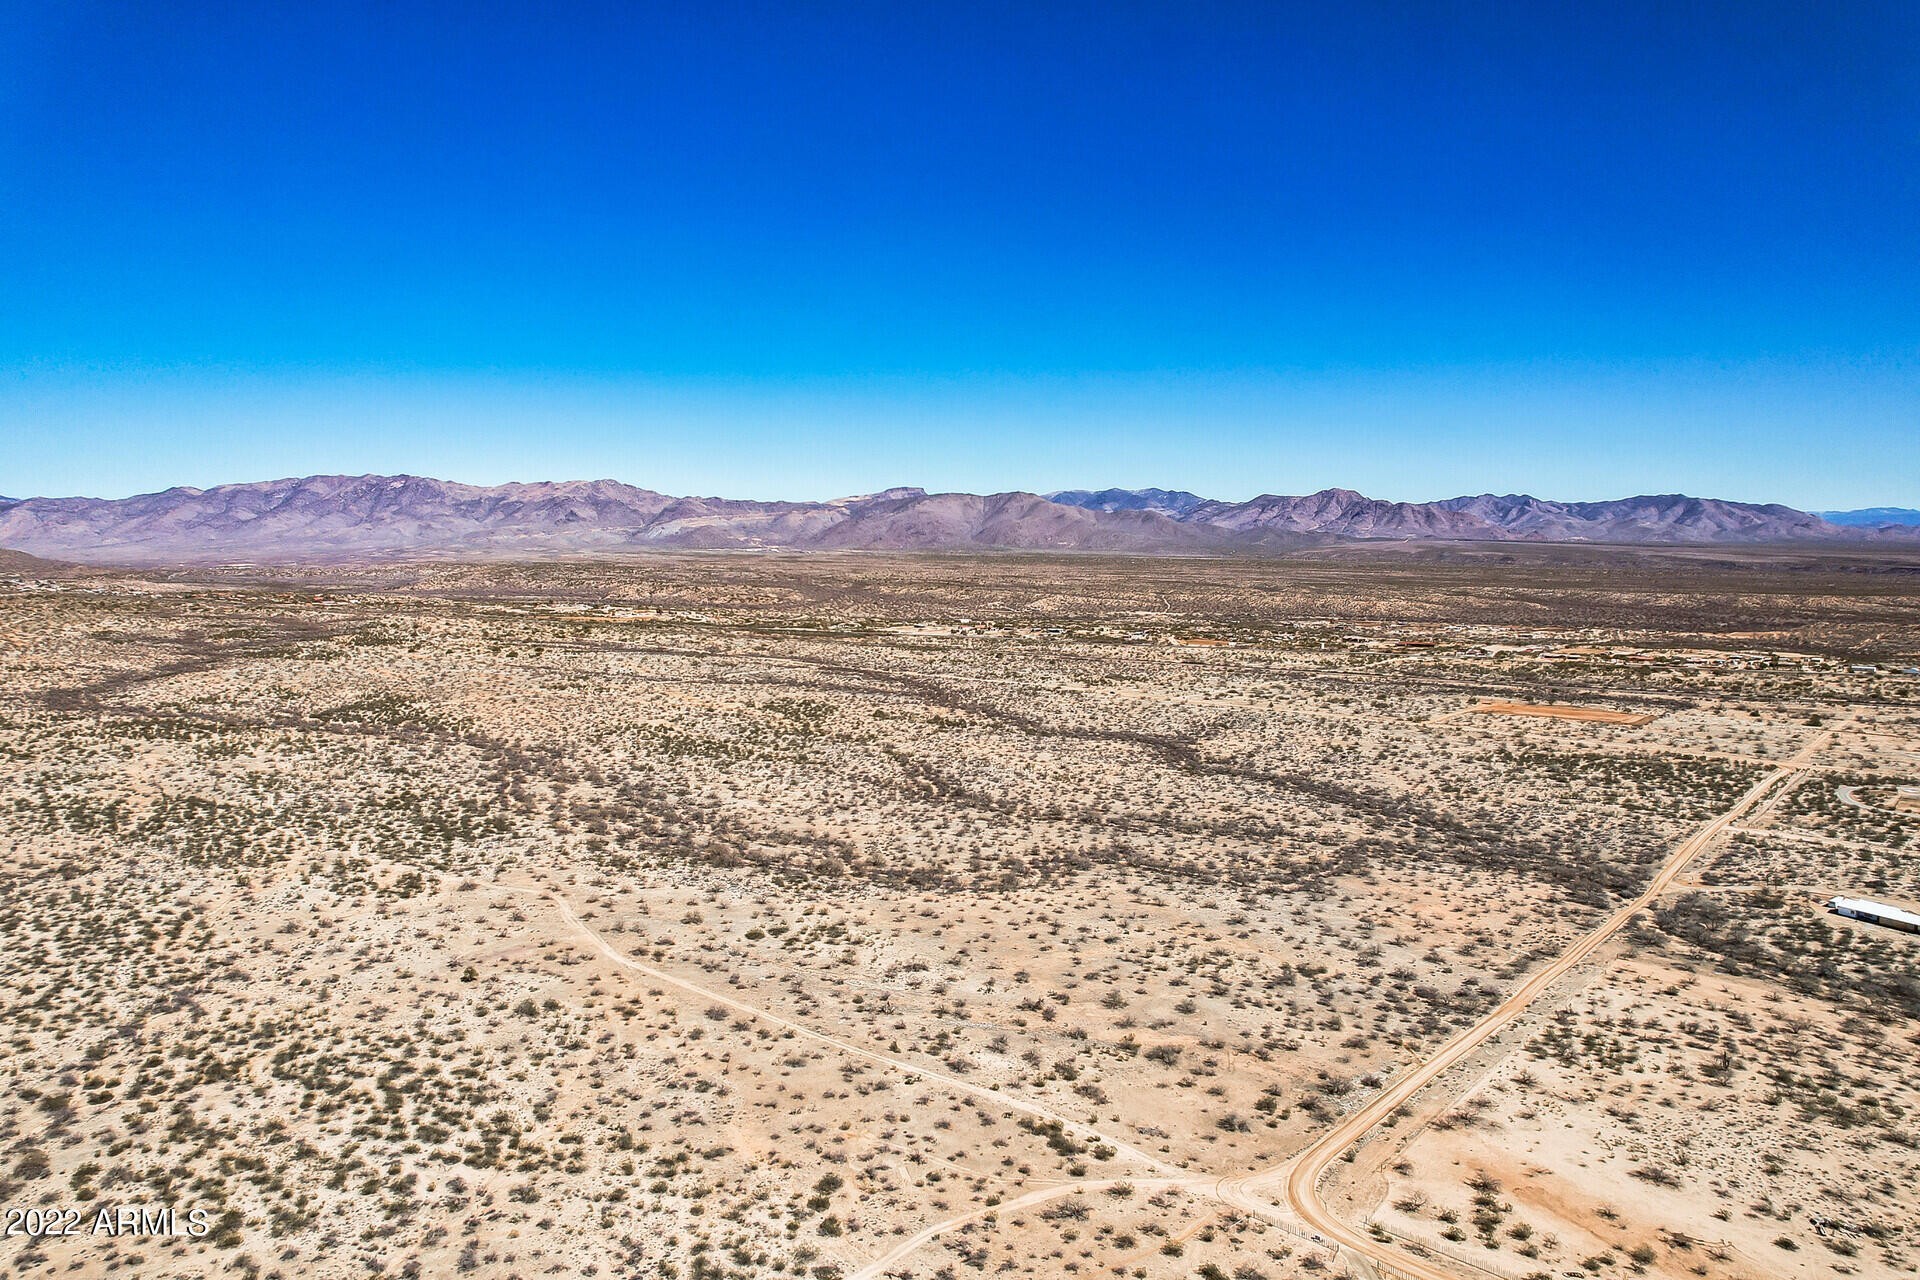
[3,2,1916,506]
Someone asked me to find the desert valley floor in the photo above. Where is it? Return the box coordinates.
[2,549,1917,1280]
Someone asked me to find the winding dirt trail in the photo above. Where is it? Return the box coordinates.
[853,1175,1190,1280]
[850,726,1832,1279]
[496,886,1180,1178]
[490,724,1830,1280]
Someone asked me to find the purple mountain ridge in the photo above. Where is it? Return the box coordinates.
[0,475,1912,565]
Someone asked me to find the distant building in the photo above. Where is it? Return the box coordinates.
[1850,664,1877,675]
[1829,896,1920,934]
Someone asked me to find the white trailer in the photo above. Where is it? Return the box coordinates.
[1828,896,1920,934]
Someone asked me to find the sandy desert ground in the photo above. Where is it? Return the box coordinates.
[1,550,1916,1280]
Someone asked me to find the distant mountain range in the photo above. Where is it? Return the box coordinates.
[0,475,1915,564]
[1046,488,1210,519]
[1817,507,1920,529]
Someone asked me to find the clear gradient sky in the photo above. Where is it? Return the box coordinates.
[3,2,1916,506]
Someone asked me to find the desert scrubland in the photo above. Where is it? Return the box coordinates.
[2,549,1917,1280]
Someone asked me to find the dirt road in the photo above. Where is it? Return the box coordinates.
[500,887,1180,1175]
[852,1175,1188,1280]
[847,728,1832,1279]
[494,727,1830,1280]
[1262,728,1831,1280]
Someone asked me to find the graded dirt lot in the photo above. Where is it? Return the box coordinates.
[1,550,1917,1280]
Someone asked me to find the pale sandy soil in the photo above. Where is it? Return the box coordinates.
[1,555,1915,1280]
